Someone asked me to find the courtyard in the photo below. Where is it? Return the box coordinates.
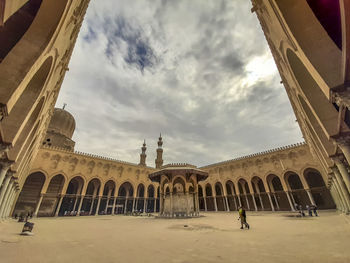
[0,211,349,263]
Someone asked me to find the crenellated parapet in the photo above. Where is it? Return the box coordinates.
[161,163,197,169]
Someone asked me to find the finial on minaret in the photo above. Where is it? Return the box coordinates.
[63,103,67,110]
[158,133,163,148]
[155,134,164,168]
[139,140,147,166]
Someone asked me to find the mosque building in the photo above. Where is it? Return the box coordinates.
[11,107,334,218]
[0,0,349,219]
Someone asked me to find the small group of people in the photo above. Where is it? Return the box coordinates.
[64,210,78,216]
[295,203,318,217]
[14,211,33,222]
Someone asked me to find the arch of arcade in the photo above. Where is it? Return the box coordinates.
[12,140,334,217]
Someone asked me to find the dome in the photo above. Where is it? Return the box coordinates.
[48,108,76,139]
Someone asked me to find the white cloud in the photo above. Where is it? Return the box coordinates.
[56,0,303,167]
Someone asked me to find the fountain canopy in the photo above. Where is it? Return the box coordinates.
[149,163,208,218]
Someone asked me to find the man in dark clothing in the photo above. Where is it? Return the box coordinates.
[311,204,318,216]
[238,206,250,229]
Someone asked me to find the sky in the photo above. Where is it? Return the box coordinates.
[56,0,303,167]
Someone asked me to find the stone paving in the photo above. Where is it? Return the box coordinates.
[0,211,349,263]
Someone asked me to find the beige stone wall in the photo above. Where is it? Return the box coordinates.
[30,146,158,196]
[0,0,28,25]
[0,0,91,219]
[200,143,323,194]
[28,143,322,197]
[251,0,350,213]
[0,0,90,188]
[13,141,333,217]
[250,0,341,177]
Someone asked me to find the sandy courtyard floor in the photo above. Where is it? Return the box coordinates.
[0,211,349,263]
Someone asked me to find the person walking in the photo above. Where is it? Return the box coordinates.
[238,206,250,230]
[294,203,299,211]
[298,204,305,217]
[311,204,318,216]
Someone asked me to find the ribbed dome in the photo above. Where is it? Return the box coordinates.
[48,108,76,139]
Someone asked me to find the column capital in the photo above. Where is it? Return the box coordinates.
[332,90,350,109]
[331,166,339,174]
[332,155,345,165]
[0,143,12,155]
[333,136,350,148]
[0,103,8,121]
[7,170,16,177]
[0,159,14,169]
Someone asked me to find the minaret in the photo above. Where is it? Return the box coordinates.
[155,134,163,168]
[139,140,147,166]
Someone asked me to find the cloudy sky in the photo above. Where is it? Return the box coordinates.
[56,0,303,167]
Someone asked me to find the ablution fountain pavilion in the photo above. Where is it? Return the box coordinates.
[149,164,208,218]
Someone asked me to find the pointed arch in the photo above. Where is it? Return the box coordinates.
[13,171,46,216]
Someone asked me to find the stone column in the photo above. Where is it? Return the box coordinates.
[333,179,348,212]
[170,192,173,216]
[89,197,95,215]
[153,198,157,213]
[244,195,250,210]
[251,194,258,211]
[333,188,343,211]
[143,198,147,213]
[34,194,44,217]
[3,185,16,219]
[203,192,207,211]
[132,197,136,212]
[285,191,295,211]
[332,167,350,212]
[77,195,84,216]
[112,197,117,215]
[159,194,163,215]
[267,192,275,211]
[258,194,264,211]
[8,187,19,218]
[213,195,218,212]
[124,197,128,214]
[0,185,12,219]
[330,183,344,212]
[306,189,316,205]
[289,192,296,205]
[55,196,64,216]
[237,195,242,207]
[334,180,349,212]
[233,195,238,210]
[225,196,230,212]
[95,196,102,215]
[0,161,12,188]
[104,198,110,214]
[249,183,257,211]
[72,195,79,212]
[273,193,280,210]
[195,192,200,216]
[3,187,15,219]
[0,174,12,207]
[337,141,350,168]
[185,191,190,217]
[333,157,350,194]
